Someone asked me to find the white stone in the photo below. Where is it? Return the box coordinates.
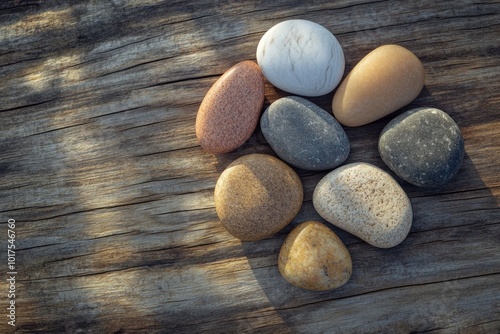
[256,19,345,97]
[313,162,413,248]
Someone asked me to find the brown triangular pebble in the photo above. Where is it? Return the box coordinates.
[279,221,352,291]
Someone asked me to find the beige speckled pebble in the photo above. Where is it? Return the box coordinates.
[279,221,352,291]
[313,162,412,248]
[196,61,265,154]
[332,45,425,127]
[214,154,303,241]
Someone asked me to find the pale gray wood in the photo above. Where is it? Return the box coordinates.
[0,0,499,333]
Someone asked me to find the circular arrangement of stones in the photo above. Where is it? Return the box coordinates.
[195,19,464,291]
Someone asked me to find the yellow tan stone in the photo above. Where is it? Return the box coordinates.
[332,44,425,127]
[279,221,352,291]
[214,154,303,241]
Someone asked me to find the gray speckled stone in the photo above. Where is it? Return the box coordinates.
[260,96,350,171]
[379,107,464,188]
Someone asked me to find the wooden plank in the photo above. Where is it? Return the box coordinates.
[0,0,499,332]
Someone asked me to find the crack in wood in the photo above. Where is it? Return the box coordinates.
[18,196,162,223]
[92,55,178,79]
[46,252,95,264]
[96,34,164,55]
[138,73,220,90]
[157,206,215,217]
[0,98,56,113]
[135,145,201,157]
[16,242,66,252]
[273,272,500,313]
[22,121,90,138]
[89,106,145,119]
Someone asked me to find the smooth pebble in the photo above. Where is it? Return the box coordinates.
[279,221,352,291]
[196,61,265,154]
[379,107,464,188]
[257,19,344,97]
[214,154,303,241]
[260,96,350,171]
[332,44,425,127]
[313,162,413,248]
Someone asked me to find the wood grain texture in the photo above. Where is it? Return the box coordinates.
[0,0,499,333]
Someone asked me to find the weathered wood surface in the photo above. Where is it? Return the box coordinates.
[0,0,499,333]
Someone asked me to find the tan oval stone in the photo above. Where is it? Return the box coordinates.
[313,162,412,248]
[279,221,352,291]
[214,154,303,241]
[332,44,425,127]
[196,61,265,154]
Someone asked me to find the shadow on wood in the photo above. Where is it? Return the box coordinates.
[241,149,499,333]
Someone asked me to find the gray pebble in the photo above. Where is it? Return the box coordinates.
[260,96,350,171]
[379,107,464,188]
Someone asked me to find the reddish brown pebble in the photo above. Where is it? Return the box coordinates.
[214,154,303,241]
[196,61,265,154]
